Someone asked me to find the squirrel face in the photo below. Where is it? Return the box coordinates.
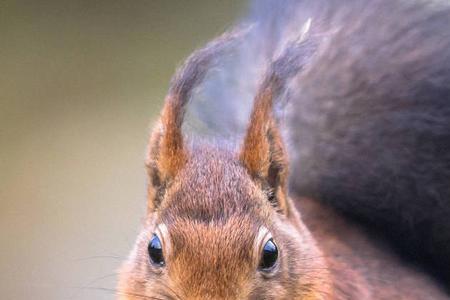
[117,30,331,299]
[118,148,331,300]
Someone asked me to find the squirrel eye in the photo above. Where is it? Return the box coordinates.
[148,234,165,267]
[259,238,278,271]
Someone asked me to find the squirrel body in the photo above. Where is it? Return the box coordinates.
[118,0,450,298]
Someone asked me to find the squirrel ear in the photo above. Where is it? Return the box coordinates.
[145,28,247,212]
[239,37,317,214]
[239,78,290,214]
[146,94,188,212]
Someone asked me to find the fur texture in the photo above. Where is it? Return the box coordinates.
[118,0,450,298]
[186,0,450,284]
[278,0,450,282]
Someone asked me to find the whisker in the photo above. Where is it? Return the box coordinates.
[77,286,166,300]
[73,255,125,262]
[156,280,183,300]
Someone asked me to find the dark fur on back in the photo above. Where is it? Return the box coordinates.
[272,0,450,281]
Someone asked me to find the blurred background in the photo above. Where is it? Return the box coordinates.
[0,1,245,299]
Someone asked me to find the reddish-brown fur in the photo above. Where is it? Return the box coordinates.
[118,146,333,299]
[117,11,448,300]
[240,83,289,215]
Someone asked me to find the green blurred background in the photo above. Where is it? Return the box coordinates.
[0,1,245,299]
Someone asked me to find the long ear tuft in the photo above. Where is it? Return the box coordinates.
[146,28,247,212]
[240,37,317,214]
[239,75,290,213]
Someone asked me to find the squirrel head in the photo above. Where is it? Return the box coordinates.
[118,30,331,300]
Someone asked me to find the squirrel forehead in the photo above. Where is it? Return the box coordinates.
[165,217,260,297]
[168,216,259,251]
[159,147,272,224]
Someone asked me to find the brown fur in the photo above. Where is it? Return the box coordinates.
[240,80,289,214]
[118,6,449,299]
[144,27,247,212]
[145,96,188,211]
[118,147,332,299]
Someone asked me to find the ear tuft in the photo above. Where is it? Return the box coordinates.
[240,87,275,178]
[145,95,188,212]
[240,79,290,214]
[157,95,188,182]
[145,28,247,212]
[240,36,317,214]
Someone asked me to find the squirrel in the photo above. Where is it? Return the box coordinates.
[118,0,450,299]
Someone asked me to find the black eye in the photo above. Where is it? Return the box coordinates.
[259,238,278,271]
[148,234,165,266]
